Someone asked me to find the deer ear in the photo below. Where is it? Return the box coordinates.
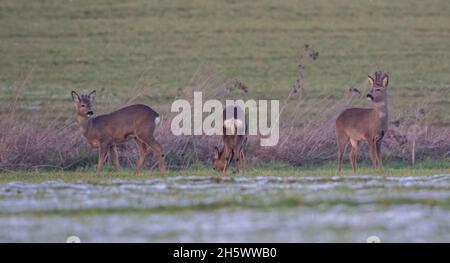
[71,91,80,102]
[88,90,96,101]
[213,147,220,159]
[368,75,374,86]
[381,74,389,88]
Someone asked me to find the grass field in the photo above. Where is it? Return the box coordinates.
[1,0,450,124]
[1,0,450,242]
[1,162,450,184]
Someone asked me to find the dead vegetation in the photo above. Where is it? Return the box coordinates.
[1,46,449,171]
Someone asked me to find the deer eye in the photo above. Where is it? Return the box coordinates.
[81,104,86,107]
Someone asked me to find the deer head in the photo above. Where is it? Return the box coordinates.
[366,72,389,103]
[71,90,96,118]
[212,146,228,171]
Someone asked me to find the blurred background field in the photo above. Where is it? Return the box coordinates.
[1,0,450,121]
[0,0,450,170]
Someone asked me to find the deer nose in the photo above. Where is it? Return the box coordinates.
[366,94,374,101]
[86,111,94,117]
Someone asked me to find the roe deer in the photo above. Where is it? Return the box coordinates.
[71,90,166,174]
[212,106,247,173]
[336,72,390,172]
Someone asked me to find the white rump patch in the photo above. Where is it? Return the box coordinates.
[224,119,243,128]
[223,118,243,135]
[155,116,161,125]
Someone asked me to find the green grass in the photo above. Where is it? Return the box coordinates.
[1,160,450,184]
[1,0,450,124]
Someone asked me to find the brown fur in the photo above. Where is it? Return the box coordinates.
[212,106,247,173]
[71,91,166,174]
[335,72,389,172]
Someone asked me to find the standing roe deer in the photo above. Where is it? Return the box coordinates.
[336,72,390,172]
[212,106,247,173]
[71,90,166,174]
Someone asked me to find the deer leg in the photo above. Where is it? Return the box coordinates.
[349,147,355,172]
[221,145,231,174]
[234,148,239,174]
[349,139,359,172]
[109,145,122,172]
[368,140,377,168]
[146,138,167,173]
[235,144,245,174]
[221,158,228,174]
[135,140,147,175]
[239,148,246,173]
[376,139,383,169]
[337,149,345,173]
[337,135,349,173]
[96,144,108,173]
[222,165,227,174]
[230,151,238,174]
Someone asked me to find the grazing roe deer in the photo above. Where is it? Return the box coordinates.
[71,90,166,174]
[213,106,247,173]
[336,72,390,172]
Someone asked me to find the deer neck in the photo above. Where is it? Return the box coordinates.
[372,100,389,127]
[76,115,92,138]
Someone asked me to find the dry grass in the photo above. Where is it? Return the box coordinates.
[1,47,449,172]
